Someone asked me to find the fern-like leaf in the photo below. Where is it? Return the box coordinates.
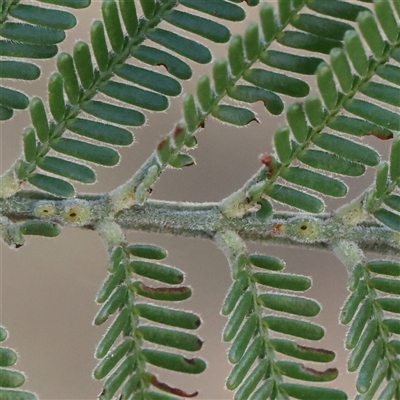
[93,238,205,399]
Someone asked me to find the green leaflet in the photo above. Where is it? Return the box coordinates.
[346,300,373,349]
[164,10,230,43]
[99,355,136,400]
[376,64,400,86]
[0,61,40,80]
[127,244,167,260]
[23,127,36,163]
[96,263,126,304]
[234,359,268,400]
[212,105,257,126]
[327,115,394,139]
[142,350,206,374]
[83,100,145,126]
[357,11,385,58]
[287,102,308,143]
[19,220,61,237]
[366,260,400,276]
[116,64,181,97]
[266,184,325,214]
[57,52,80,104]
[180,0,245,21]
[276,361,338,382]
[347,320,378,372]
[228,314,258,363]
[73,40,94,89]
[48,72,66,122]
[271,339,335,363]
[93,339,133,380]
[94,285,128,325]
[312,133,380,166]
[213,58,229,95]
[135,304,201,330]
[0,348,17,367]
[66,118,133,146]
[0,22,65,45]
[100,81,169,112]
[306,0,368,21]
[132,45,192,80]
[344,30,368,77]
[228,85,284,116]
[340,281,368,325]
[316,62,338,111]
[383,194,400,211]
[263,316,325,341]
[370,277,400,295]
[253,271,311,291]
[118,0,137,37]
[228,35,245,77]
[51,138,120,166]
[260,3,277,42]
[281,166,347,197]
[383,319,400,334]
[0,41,57,59]
[248,254,285,271]
[376,297,400,314]
[226,336,263,390]
[244,69,309,98]
[390,135,400,182]
[281,383,347,400]
[298,149,365,176]
[37,156,96,183]
[223,291,253,342]
[304,95,325,128]
[147,29,212,64]
[0,86,29,110]
[360,82,400,107]
[330,48,353,93]
[95,307,130,359]
[102,0,124,53]
[28,173,74,197]
[277,31,343,55]
[258,293,321,317]
[37,0,91,8]
[290,13,353,41]
[221,275,249,316]
[138,326,202,351]
[260,50,323,75]
[129,260,184,284]
[90,20,109,72]
[373,208,400,232]
[356,339,385,394]
[9,4,76,30]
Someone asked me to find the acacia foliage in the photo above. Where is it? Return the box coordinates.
[0,0,400,399]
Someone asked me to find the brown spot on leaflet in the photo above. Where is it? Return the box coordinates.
[367,131,393,140]
[150,374,198,397]
[184,357,195,365]
[296,343,335,356]
[138,282,189,293]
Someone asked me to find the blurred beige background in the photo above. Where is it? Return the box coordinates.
[0,1,392,399]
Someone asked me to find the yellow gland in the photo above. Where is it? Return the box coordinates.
[34,202,57,218]
[61,201,90,225]
[286,218,321,242]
